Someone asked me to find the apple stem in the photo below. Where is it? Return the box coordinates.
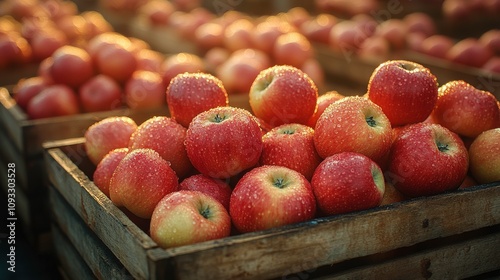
[214,114,226,123]
[282,129,295,135]
[366,116,377,127]
[437,142,449,152]
[274,178,286,189]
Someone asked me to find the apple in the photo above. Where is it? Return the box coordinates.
[138,0,175,26]
[403,12,436,37]
[223,18,254,52]
[30,30,67,61]
[38,57,55,84]
[479,29,500,55]
[109,148,178,219]
[26,84,79,119]
[215,48,272,94]
[314,96,392,166]
[482,56,500,73]
[166,72,228,128]
[252,17,296,53]
[300,13,338,44]
[56,14,87,43]
[387,123,469,198]
[431,80,499,138]
[160,52,205,87]
[282,6,311,28]
[307,90,345,127]
[124,70,165,110]
[468,128,500,184]
[260,123,321,181]
[134,48,164,72]
[13,76,48,111]
[86,32,131,59]
[230,165,316,233]
[406,32,426,53]
[300,58,325,91]
[373,19,408,50]
[249,65,318,127]
[203,47,230,73]
[357,35,391,62]
[447,38,493,68]
[94,40,137,83]
[273,31,314,68]
[150,190,231,248]
[84,116,138,165]
[81,11,114,39]
[458,175,479,190]
[79,74,123,113]
[367,60,439,127]
[419,35,455,59]
[193,21,225,50]
[93,147,129,197]
[311,152,385,215]
[179,174,232,211]
[185,106,263,179]
[380,180,406,206]
[49,45,94,88]
[328,20,368,55]
[128,116,194,179]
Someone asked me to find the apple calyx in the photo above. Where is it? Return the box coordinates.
[366,116,377,127]
[199,205,212,219]
[212,113,227,123]
[273,177,288,189]
[436,141,449,152]
[398,62,417,71]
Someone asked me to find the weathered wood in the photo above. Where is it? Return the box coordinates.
[317,227,500,279]
[44,139,500,280]
[0,64,39,87]
[52,224,97,280]
[50,186,134,280]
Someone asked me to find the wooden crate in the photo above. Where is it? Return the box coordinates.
[43,138,500,279]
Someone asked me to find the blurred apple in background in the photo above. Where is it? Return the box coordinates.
[150,190,231,248]
[160,52,205,86]
[13,76,48,110]
[216,48,271,94]
[223,18,254,52]
[26,84,79,119]
[300,58,325,90]
[125,70,165,110]
[447,38,493,68]
[307,90,345,127]
[311,152,385,215]
[482,56,500,73]
[185,106,263,179]
[204,47,230,73]
[230,165,316,233]
[403,12,436,37]
[252,16,296,53]
[129,116,193,179]
[138,0,175,26]
[468,128,500,184]
[479,29,500,55]
[84,116,138,165]
[300,13,337,44]
[93,147,129,198]
[431,80,499,138]
[179,174,232,211]
[109,148,179,219]
[367,60,439,127]
[273,31,314,68]
[419,35,455,59]
[94,40,137,83]
[374,19,407,50]
[134,48,164,72]
[328,20,368,55]
[388,123,469,198]
[314,96,392,166]
[166,72,228,127]
[194,21,225,50]
[79,74,123,112]
[30,29,67,61]
[49,45,94,88]
[38,57,54,84]
[357,35,391,62]
[249,65,318,127]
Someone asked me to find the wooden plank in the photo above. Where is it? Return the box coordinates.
[147,182,500,279]
[317,227,500,279]
[50,186,134,280]
[0,64,39,87]
[44,144,156,280]
[51,224,97,280]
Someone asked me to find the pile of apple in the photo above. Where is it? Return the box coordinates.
[84,60,499,249]
[0,0,114,69]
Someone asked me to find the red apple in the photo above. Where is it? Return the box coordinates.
[109,148,178,219]
[468,128,500,184]
[215,48,272,94]
[367,60,439,127]
[166,72,228,127]
[300,58,325,91]
[431,80,499,138]
[38,57,55,84]
[179,174,232,211]
[387,122,469,198]
[84,116,138,165]
[479,29,500,55]
[138,0,175,26]
[419,35,455,59]
[150,190,231,248]
[252,17,296,53]
[223,18,254,52]
[273,31,314,68]
[482,56,500,73]
[230,165,316,233]
[307,90,345,127]
[314,96,392,166]
[311,152,385,215]
[94,41,137,83]
[26,84,79,119]
[374,19,408,50]
[447,38,494,68]
[13,76,48,111]
[49,45,94,88]
[128,116,193,179]
[203,47,230,73]
[300,13,338,44]
[134,48,164,72]
[260,123,322,180]
[185,106,263,179]
[160,52,205,87]
[193,21,225,50]
[81,11,114,39]
[328,20,369,55]
[249,65,318,127]
[30,30,67,61]
[357,35,391,62]
[403,12,436,37]
[79,74,123,113]
[380,180,406,206]
[124,70,165,110]
[93,147,129,197]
